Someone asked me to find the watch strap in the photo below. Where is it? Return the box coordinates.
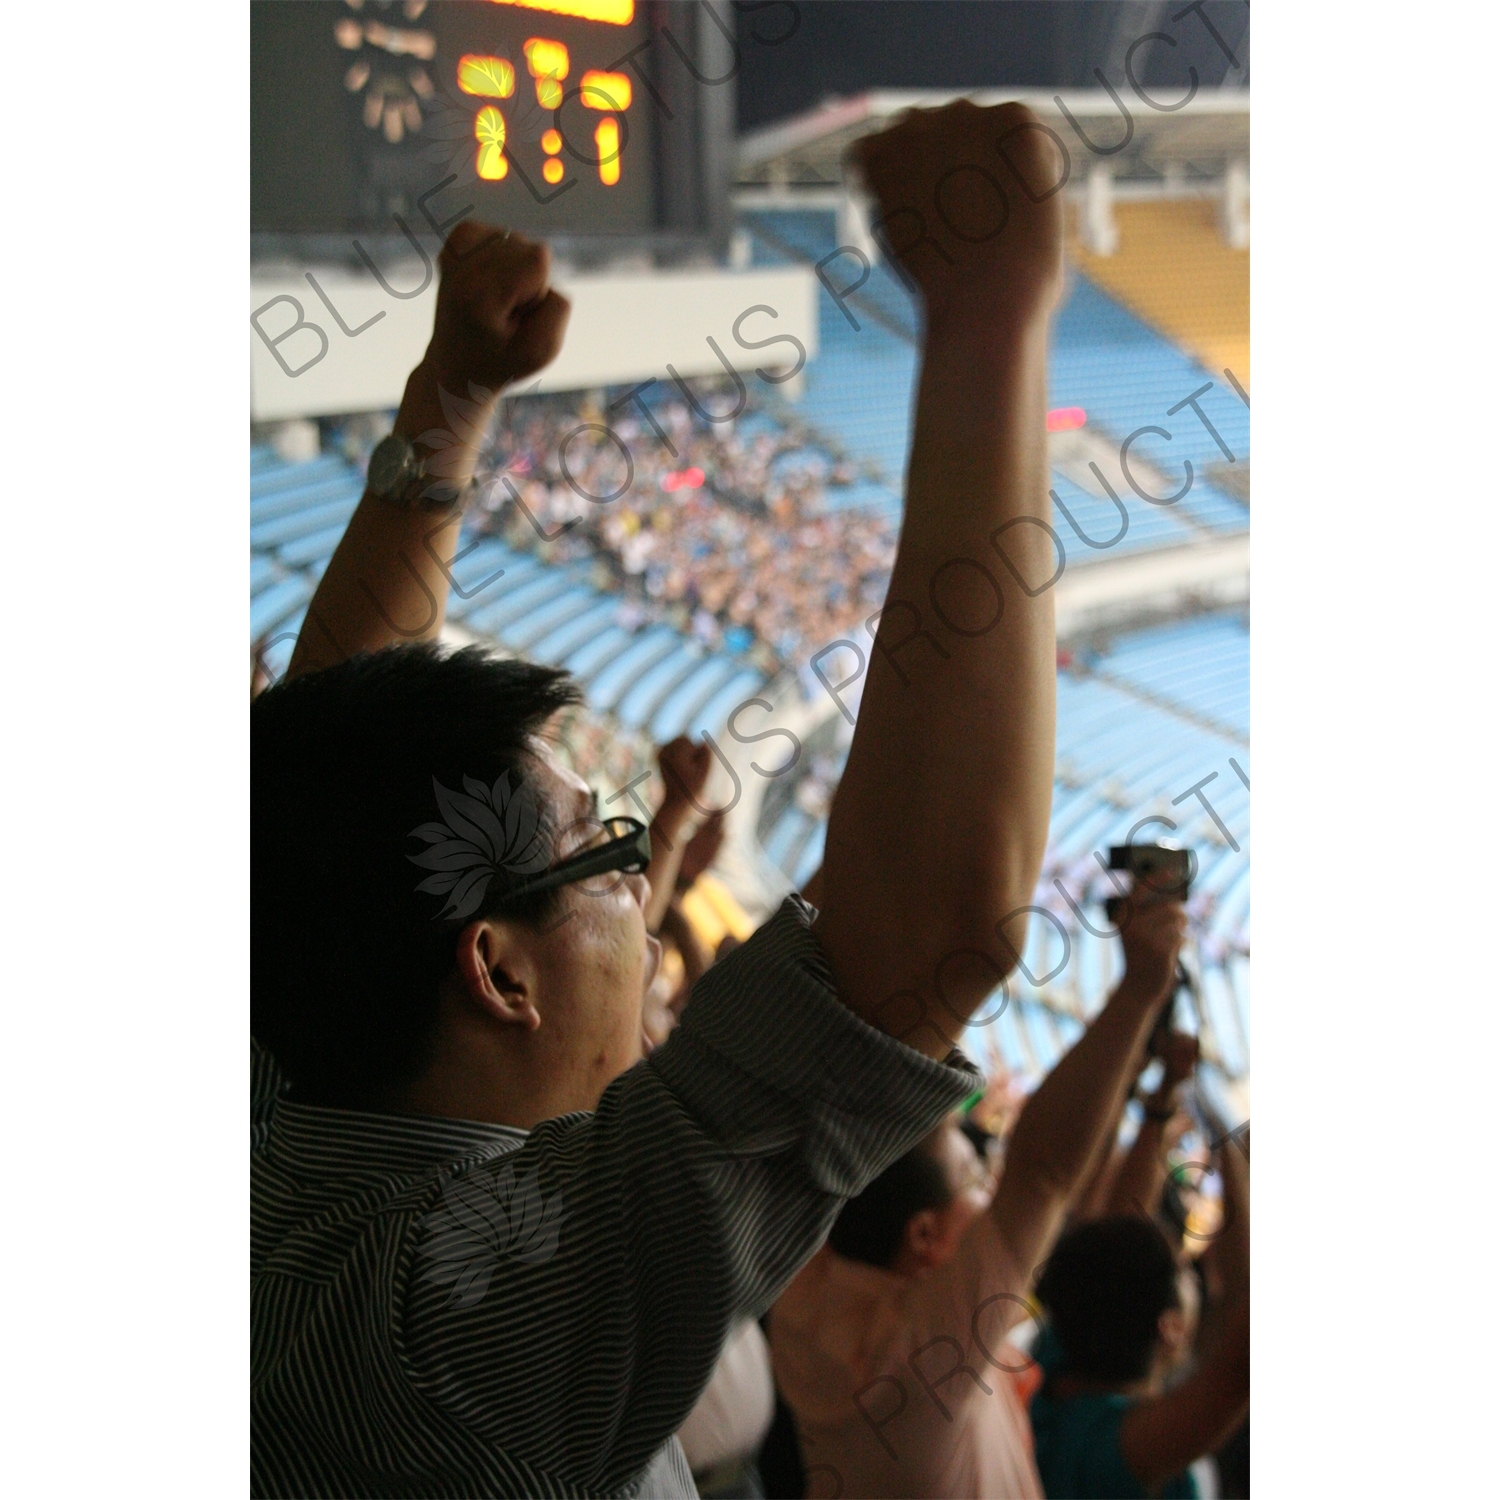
[369,433,472,511]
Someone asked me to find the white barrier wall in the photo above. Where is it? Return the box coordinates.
[250,263,818,420]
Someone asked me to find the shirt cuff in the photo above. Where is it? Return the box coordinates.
[648,895,981,1200]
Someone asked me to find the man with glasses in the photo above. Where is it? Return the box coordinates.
[253,101,1066,1498]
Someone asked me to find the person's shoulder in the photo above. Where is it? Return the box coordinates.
[252,1037,292,1152]
[772,1247,905,1352]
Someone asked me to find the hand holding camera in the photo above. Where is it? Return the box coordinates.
[1117,894,1189,1007]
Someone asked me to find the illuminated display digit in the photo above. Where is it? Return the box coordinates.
[487,0,635,23]
[474,106,509,180]
[580,69,631,111]
[596,117,620,185]
[457,24,635,193]
[457,55,516,98]
[524,38,569,110]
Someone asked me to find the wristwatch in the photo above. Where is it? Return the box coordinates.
[367,432,469,510]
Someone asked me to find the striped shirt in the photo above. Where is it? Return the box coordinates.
[252,897,979,1497]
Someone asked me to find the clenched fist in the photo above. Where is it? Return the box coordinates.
[423,221,571,396]
[657,735,714,813]
[850,99,1065,331]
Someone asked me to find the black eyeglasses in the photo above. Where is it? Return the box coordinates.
[497,817,652,905]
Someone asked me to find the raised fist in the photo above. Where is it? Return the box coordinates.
[850,99,1066,330]
[657,735,714,813]
[423,221,571,395]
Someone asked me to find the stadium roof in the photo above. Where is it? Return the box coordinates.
[737,88,1249,191]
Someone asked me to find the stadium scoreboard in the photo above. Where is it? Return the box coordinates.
[254,1,703,241]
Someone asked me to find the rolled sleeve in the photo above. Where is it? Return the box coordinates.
[400,896,978,1493]
[651,895,982,1198]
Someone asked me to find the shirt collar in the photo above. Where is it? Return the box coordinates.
[267,1099,529,1177]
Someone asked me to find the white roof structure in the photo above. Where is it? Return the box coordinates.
[738,88,1249,193]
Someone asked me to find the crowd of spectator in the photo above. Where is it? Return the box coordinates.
[464,387,900,676]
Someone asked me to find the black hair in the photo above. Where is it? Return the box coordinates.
[826,1137,952,1269]
[960,1116,996,1157]
[1035,1216,1182,1383]
[252,643,581,1106]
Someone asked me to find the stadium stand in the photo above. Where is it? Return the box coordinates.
[755,610,1250,1116]
[1070,198,1251,389]
[250,443,769,763]
[740,206,1249,546]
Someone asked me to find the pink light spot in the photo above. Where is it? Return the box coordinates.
[662,467,706,492]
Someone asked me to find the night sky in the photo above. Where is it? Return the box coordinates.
[732,1,1251,131]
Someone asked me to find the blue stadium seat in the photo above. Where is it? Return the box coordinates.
[585,627,683,712]
[687,668,765,739]
[440,537,514,613]
[251,554,282,596]
[761,804,814,870]
[563,625,635,680]
[739,207,1249,540]
[251,575,315,640]
[500,587,601,652]
[648,657,743,742]
[448,553,546,624]
[789,818,826,891]
[251,496,360,551]
[464,567,590,637]
[250,472,362,527]
[528,600,625,667]
[615,643,713,730]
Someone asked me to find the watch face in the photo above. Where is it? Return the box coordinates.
[369,434,410,496]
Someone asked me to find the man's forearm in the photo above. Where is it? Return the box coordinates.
[1105,1114,1173,1219]
[1076,1126,1127,1221]
[817,309,1056,1052]
[1010,975,1163,1193]
[284,225,569,682]
[644,796,696,932]
[286,362,481,680]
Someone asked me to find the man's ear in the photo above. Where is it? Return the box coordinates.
[1157,1304,1189,1357]
[903,1208,945,1268]
[453,918,543,1031]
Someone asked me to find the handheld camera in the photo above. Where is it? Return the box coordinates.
[1103,843,1198,1056]
[1103,842,1194,922]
